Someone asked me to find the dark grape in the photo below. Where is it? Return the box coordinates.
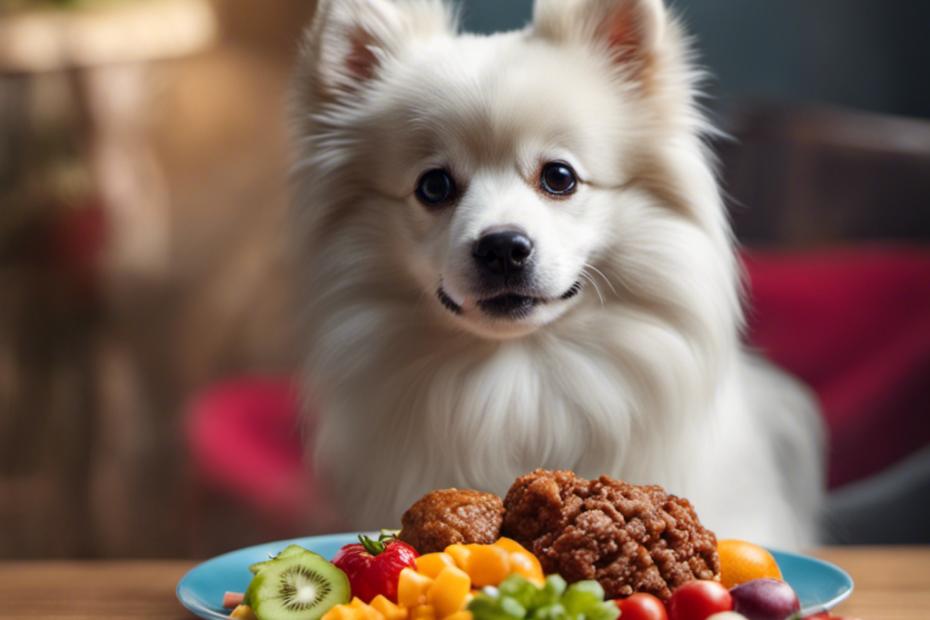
[729,579,801,620]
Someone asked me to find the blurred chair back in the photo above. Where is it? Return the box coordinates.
[720,102,930,246]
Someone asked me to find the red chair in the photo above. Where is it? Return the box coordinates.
[743,244,930,489]
[183,375,337,537]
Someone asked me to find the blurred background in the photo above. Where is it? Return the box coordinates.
[0,0,928,559]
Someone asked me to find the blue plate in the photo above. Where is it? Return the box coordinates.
[177,533,853,619]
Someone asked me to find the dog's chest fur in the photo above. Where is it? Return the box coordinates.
[312,316,710,531]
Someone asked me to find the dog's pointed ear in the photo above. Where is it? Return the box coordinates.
[299,0,453,100]
[532,0,666,73]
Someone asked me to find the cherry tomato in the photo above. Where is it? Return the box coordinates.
[615,593,669,620]
[666,580,733,620]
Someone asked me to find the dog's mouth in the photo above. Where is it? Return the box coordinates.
[478,293,539,318]
[437,281,582,319]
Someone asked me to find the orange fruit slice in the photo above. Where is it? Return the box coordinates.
[717,539,783,588]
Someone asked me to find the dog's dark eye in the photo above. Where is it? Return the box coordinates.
[416,169,455,207]
[541,162,577,195]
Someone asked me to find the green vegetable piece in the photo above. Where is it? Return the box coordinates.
[468,572,617,620]
[565,580,604,600]
[542,575,567,599]
[468,596,516,620]
[499,575,538,608]
[561,580,605,617]
[590,602,621,620]
[499,596,527,618]
[530,603,567,620]
[532,575,566,610]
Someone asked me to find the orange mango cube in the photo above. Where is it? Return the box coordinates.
[416,553,457,580]
[463,544,510,588]
[410,604,436,620]
[427,565,472,619]
[398,568,434,608]
[370,595,408,620]
[443,544,471,570]
[321,605,360,620]
[229,605,258,620]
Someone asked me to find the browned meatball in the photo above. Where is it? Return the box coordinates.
[501,470,720,601]
[398,488,504,554]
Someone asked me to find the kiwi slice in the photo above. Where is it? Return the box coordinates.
[250,545,312,574]
[245,551,350,620]
[276,544,312,559]
[249,560,273,575]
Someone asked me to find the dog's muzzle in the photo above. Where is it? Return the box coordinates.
[436,230,584,320]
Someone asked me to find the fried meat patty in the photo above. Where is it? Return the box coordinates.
[398,488,504,554]
[501,469,720,601]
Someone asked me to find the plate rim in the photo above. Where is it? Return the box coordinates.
[177,533,854,619]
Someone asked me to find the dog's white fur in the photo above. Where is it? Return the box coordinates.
[291,0,824,548]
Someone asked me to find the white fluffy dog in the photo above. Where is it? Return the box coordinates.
[290,0,824,548]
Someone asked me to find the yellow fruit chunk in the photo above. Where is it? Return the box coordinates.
[347,598,385,620]
[321,605,357,620]
[444,611,473,620]
[321,600,383,620]
[463,544,510,588]
[718,539,783,589]
[427,565,472,619]
[491,538,526,554]
[492,538,544,586]
[444,544,471,569]
[398,567,434,608]
[506,551,544,586]
[410,604,436,620]
[417,553,457,579]
[364,606,387,620]
[371,595,408,620]
[230,605,258,620]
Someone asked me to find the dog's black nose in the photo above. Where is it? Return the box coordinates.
[473,230,534,276]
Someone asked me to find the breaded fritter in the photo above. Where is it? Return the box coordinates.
[398,488,504,554]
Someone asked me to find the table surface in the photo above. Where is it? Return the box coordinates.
[1,547,928,620]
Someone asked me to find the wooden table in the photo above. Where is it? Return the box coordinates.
[1,547,928,619]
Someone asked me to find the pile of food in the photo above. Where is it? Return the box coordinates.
[400,470,721,601]
[223,470,851,620]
